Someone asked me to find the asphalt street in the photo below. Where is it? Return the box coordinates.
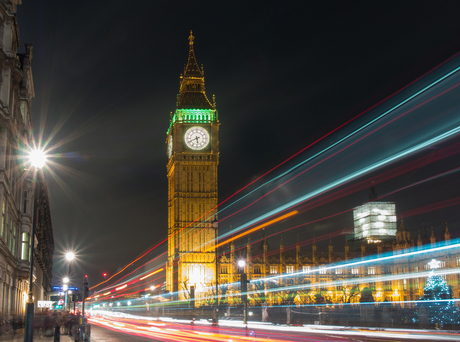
[87,322,448,342]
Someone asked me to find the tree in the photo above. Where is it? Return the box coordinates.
[359,287,374,303]
[340,285,360,303]
[417,272,459,328]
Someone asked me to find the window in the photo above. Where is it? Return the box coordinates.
[414,266,419,272]
[403,279,407,290]
[335,268,343,275]
[254,266,261,274]
[12,224,16,256]
[1,201,5,238]
[440,261,446,268]
[368,267,375,275]
[7,218,12,252]
[21,232,29,261]
[270,266,277,274]
[318,266,326,275]
[286,266,294,274]
[302,266,311,273]
[351,268,359,275]
[457,258,460,267]
[220,266,228,274]
[415,278,420,290]
[23,190,28,214]
[384,281,392,291]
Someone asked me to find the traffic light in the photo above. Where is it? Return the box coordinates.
[83,276,90,299]
[240,273,250,304]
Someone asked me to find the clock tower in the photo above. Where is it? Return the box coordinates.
[166,32,219,299]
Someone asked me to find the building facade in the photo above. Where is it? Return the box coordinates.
[0,0,54,319]
[166,32,219,298]
[215,222,459,307]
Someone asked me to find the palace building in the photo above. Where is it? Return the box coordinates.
[166,32,219,299]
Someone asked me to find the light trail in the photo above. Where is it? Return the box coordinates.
[218,124,460,242]
[90,59,460,290]
[178,80,460,261]
[88,313,460,341]
[212,62,460,218]
[154,238,460,305]
[139,268,163,281]
[169,61,460,271]
[90,59,460,297]
[90,237,167,290]
[94,162,460,301]
[208,210,298,252]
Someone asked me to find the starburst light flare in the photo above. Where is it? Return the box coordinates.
[28,148,47,169]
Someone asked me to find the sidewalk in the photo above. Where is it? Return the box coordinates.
[0,332,74,342]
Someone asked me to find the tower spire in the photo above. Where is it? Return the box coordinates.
[184,30,203,77]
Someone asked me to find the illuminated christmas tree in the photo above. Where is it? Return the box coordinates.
[417,259,459,328]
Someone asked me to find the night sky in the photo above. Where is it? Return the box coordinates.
[16,1,460,287]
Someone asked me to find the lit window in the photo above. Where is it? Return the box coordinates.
[414,266,418,272]
[415,278,420,289]
[403,279,407,290]
[302,266,311,273]
[21,232,29,261]
[440,261,446,268]
[335,268,343,275]
[351,268,359,275]
[220,266,228,274]
[318,267,326,275]
[368,267,375,275]
[457,258,460,267]
[270,266,277,274]
[286,266,294,274]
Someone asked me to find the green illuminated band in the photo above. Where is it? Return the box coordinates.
[167,109,216,134]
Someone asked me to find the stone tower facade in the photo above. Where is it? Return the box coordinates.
[166,32,219,298]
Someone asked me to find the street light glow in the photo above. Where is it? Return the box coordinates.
[63,277,69,284]
[238,260,246,268]
[65,252,75,261]
[28,148,47,169]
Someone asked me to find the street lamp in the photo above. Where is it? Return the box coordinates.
[66,252,75,262]
[238,259,248,325]
[24,148,47,342]
[64,251,76,311]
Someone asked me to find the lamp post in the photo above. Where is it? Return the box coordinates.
[238,259,248,325]
[24,148,47,342]
[63,277,69,310]
[212,222,219,325]
[64,251,76,310]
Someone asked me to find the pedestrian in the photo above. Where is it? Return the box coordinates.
[44,313,52,336]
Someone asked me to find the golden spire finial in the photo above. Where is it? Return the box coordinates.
[189,30,195,46]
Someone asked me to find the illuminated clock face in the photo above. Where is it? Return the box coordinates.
[168,135,173,159]
[184,126,209,150]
